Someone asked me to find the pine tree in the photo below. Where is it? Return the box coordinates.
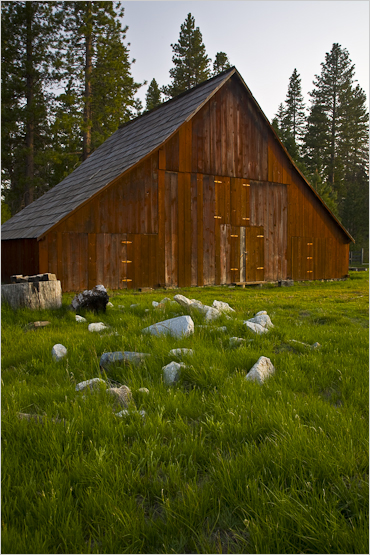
[212,52,231,75]
[145,78,162,111]
[164,13,211,98]
[54,1,141,169]
[283,69,306,145]
[1,1,62,214]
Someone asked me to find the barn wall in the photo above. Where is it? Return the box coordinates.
[39,76,350,291]
[1,239,39,283]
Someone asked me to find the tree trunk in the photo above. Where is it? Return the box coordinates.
[25,2,34,206]
[83,2,92,161]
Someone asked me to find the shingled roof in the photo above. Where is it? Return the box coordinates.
[2,67,235,240]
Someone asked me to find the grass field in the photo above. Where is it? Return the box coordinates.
[1,273,368,554]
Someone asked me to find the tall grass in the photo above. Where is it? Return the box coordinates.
[2,274,368,553]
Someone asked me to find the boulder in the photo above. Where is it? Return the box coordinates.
[162,361,185,385]
[244,321,269,335]
[247,313,274,329]
[204,307,222,321]
[88,322,108,332]
[142,315,194,338]
[75,315,87,323]
[106,385,134,408]
[245,356,275,384]
[52,344,67,361]
[71,285,109,313]
[100,351,150,370]
[75,378,106,392]
[212,300,235,313]
[173,294,194,308]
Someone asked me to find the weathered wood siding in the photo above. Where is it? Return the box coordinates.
[1,239,39,283]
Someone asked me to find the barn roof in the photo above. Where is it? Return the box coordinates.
[1,67,353,242]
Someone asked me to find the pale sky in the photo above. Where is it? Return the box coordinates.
[122,0,369,121]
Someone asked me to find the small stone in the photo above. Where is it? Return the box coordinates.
[212,300,235,313]
[152,301,159,307]
[312,342,321,349]
[244,321,269,334]
[130,304,139,309]
[144,309,150,313]
[229,337,246,346]
[75,378,106,392]
[137,387,150,394]
[142,315,194,338]
[52,344,67,361]
[115,409,146,418]
[107,302,114,308]
[245,356,275,384]
[88,322,108,332]
[26,321,51,329]
[214,326,228,333]
[100,351,150,369]
[106,385,134,408]
[75,315,87,323]
[163,361,184,385]
[169,348,194,357]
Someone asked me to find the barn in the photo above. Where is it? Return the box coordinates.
[1,67,353,291]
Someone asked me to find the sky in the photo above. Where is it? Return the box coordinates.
[122,0,369,122]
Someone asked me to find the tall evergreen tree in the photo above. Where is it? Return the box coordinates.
[283,69,306,145]
[163,13,211,98]
[52,0,141,180]
[1,1,62,214]
[212,52,231,75]
[145,78,162,111]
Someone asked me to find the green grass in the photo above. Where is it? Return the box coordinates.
[2,274,369,554]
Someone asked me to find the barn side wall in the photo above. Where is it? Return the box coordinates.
[1,239,39,283]
[38,75,350,291]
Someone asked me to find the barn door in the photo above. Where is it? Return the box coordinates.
[291,237,314,281]
[245,226,265,282]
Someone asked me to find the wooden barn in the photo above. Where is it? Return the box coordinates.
[1,67,353,292]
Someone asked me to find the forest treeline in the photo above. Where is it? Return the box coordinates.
[1,3,368,249]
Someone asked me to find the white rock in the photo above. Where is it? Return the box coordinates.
[312,342,321,349]
[137,387,150,394]
[245,356,275,384]
[52,344,67,361]
[115,409,146,418]
[212,300,235,313]
[205,307,222,321]
[289,339,321,350]
[144,309,149,313]
[75,315,87,323]
[75,378,106,392]
[162,361,185,385]
[229,337,246,346]
[152,301,159,307]
[142,315,194,338]
[160,297,171,304]
[107,302,114,307]
[88,322,108,332]
[173,294,193,308]
[130,304,139,309]
[247,314,274,329]
[169,348,194,357]
[214,326,228,333]
[244,321,269,334]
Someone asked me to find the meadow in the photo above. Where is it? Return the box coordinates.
[1,272,368,554]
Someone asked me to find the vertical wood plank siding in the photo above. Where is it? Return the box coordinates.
[4,74,348,291]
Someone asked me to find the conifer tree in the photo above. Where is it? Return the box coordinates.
[54,1,141,169]
[145,78,162,111]
[283,69,306,145]
[212,52,231,75]
[1,1,62,214]
[163,13,211,98]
